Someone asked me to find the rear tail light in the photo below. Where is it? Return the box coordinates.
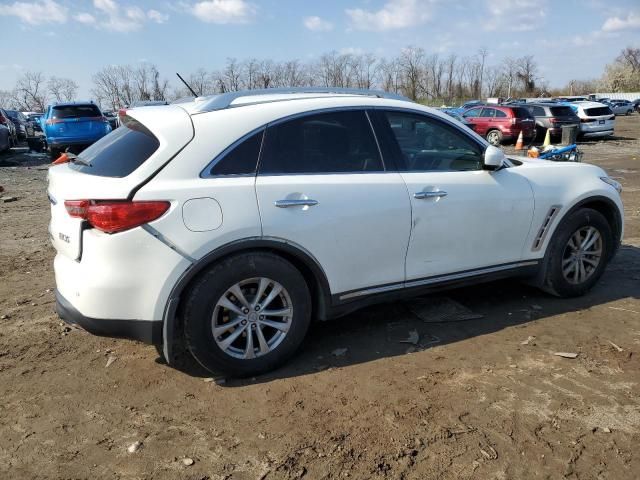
[549,118,558,124]
[118,108,127,117]
[64,200,170,233]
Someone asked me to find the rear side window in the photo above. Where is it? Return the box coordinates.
[259,110,383,174]
[585,107,613,116]
[207,130,263,176]
[513,107,533,118]
[480,108,496,118]
[530,106,545,116]
[52,105,102,119]
[494,109,507,118]
[70,116,159,177]
[550,106,575,116]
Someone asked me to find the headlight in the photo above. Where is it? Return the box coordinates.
[600,176,622,194]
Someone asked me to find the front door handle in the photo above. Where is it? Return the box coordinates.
[275,199,319,208]
[414,191,448,200]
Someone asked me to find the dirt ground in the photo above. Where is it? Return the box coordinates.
[1,116,639,480]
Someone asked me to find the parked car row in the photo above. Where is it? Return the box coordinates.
[443,94,629,145]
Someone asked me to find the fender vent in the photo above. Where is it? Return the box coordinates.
[532,206,561,251]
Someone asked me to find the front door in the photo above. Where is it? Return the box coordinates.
[372,109,534,282]
[255,109,412,297]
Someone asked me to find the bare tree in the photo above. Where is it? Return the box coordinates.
[12,71,48,111]
[48,76,78,102]
[398,46,425,101]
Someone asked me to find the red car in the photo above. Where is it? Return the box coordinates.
[462,105,535,145]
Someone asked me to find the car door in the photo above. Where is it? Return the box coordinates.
[255,109,412,297]
[371,109,535,281]
[462,107,485,135]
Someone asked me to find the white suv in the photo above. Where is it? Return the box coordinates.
[49,88,624,377]
[573,101,615,138]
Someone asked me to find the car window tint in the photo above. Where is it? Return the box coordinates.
[550,106,575,116]
[530,106,545,116]
[463,108,481,118]
[52,105,102,119]
[381,111,483,172]
[495,109,507,118]
[480,108,496,118]
[513,107,533,119]
[208,130,263,176]
[584,106,612,116]
[70,115,159,177]
[259,110,383,174]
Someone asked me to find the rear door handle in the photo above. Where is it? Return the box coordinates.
[414,191,448,200]
[275,199,319,208]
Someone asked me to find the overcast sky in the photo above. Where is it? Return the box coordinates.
[1,0,639,98]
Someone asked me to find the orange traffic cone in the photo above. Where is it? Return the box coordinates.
[514,131,524,150]
[52,153,69,165]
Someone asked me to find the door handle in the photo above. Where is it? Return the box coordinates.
[414,191,448,200]
[274,199,319,208]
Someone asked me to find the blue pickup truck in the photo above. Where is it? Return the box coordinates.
[41,101,112,159]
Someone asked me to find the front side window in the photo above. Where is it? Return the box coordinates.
[259,110,383,174]
[463,108,481,118]
[379,111,483,172]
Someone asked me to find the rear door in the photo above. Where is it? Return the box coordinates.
[255,109,411,296]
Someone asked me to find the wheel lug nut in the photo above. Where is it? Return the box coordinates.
[255,305,260,311]
[259,315,264,320]
[243,308,249,314]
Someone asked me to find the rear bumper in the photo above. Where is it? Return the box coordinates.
[581,129,614,137]
[46,133,107,146]
[56,290,162,344]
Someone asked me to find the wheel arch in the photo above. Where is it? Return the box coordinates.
[161,237,332,365]
[528,195,622,289]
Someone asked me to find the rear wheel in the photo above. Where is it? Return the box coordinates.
[486,129,503,146]
[542,208,613,297]
[183,252,311,377]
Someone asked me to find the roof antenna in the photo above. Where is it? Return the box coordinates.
[176,73,198,97]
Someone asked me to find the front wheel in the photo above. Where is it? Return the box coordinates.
[183,252,311,377]
[542,208,613,297]
[486,129,503,146]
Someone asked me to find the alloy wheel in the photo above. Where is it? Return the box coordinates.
[487,131,500,145]
[212,277,293,359]
[561,226,603,285]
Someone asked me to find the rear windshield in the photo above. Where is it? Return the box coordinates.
[584,106,613,117]
[52,105,102,119]
[550,106,576,117]
[512,107,533,118]
[70,116,160,177]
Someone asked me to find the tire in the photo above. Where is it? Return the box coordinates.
[183,252,311,377]
[626,110,632,116]
[542,208,613,297]
[486,129,503,146]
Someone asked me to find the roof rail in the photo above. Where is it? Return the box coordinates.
[191,87,412,113]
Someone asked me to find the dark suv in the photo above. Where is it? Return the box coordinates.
[462,105,535,145]
[523,103,580,139]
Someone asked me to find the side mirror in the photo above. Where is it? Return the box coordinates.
[483,145,505,170]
